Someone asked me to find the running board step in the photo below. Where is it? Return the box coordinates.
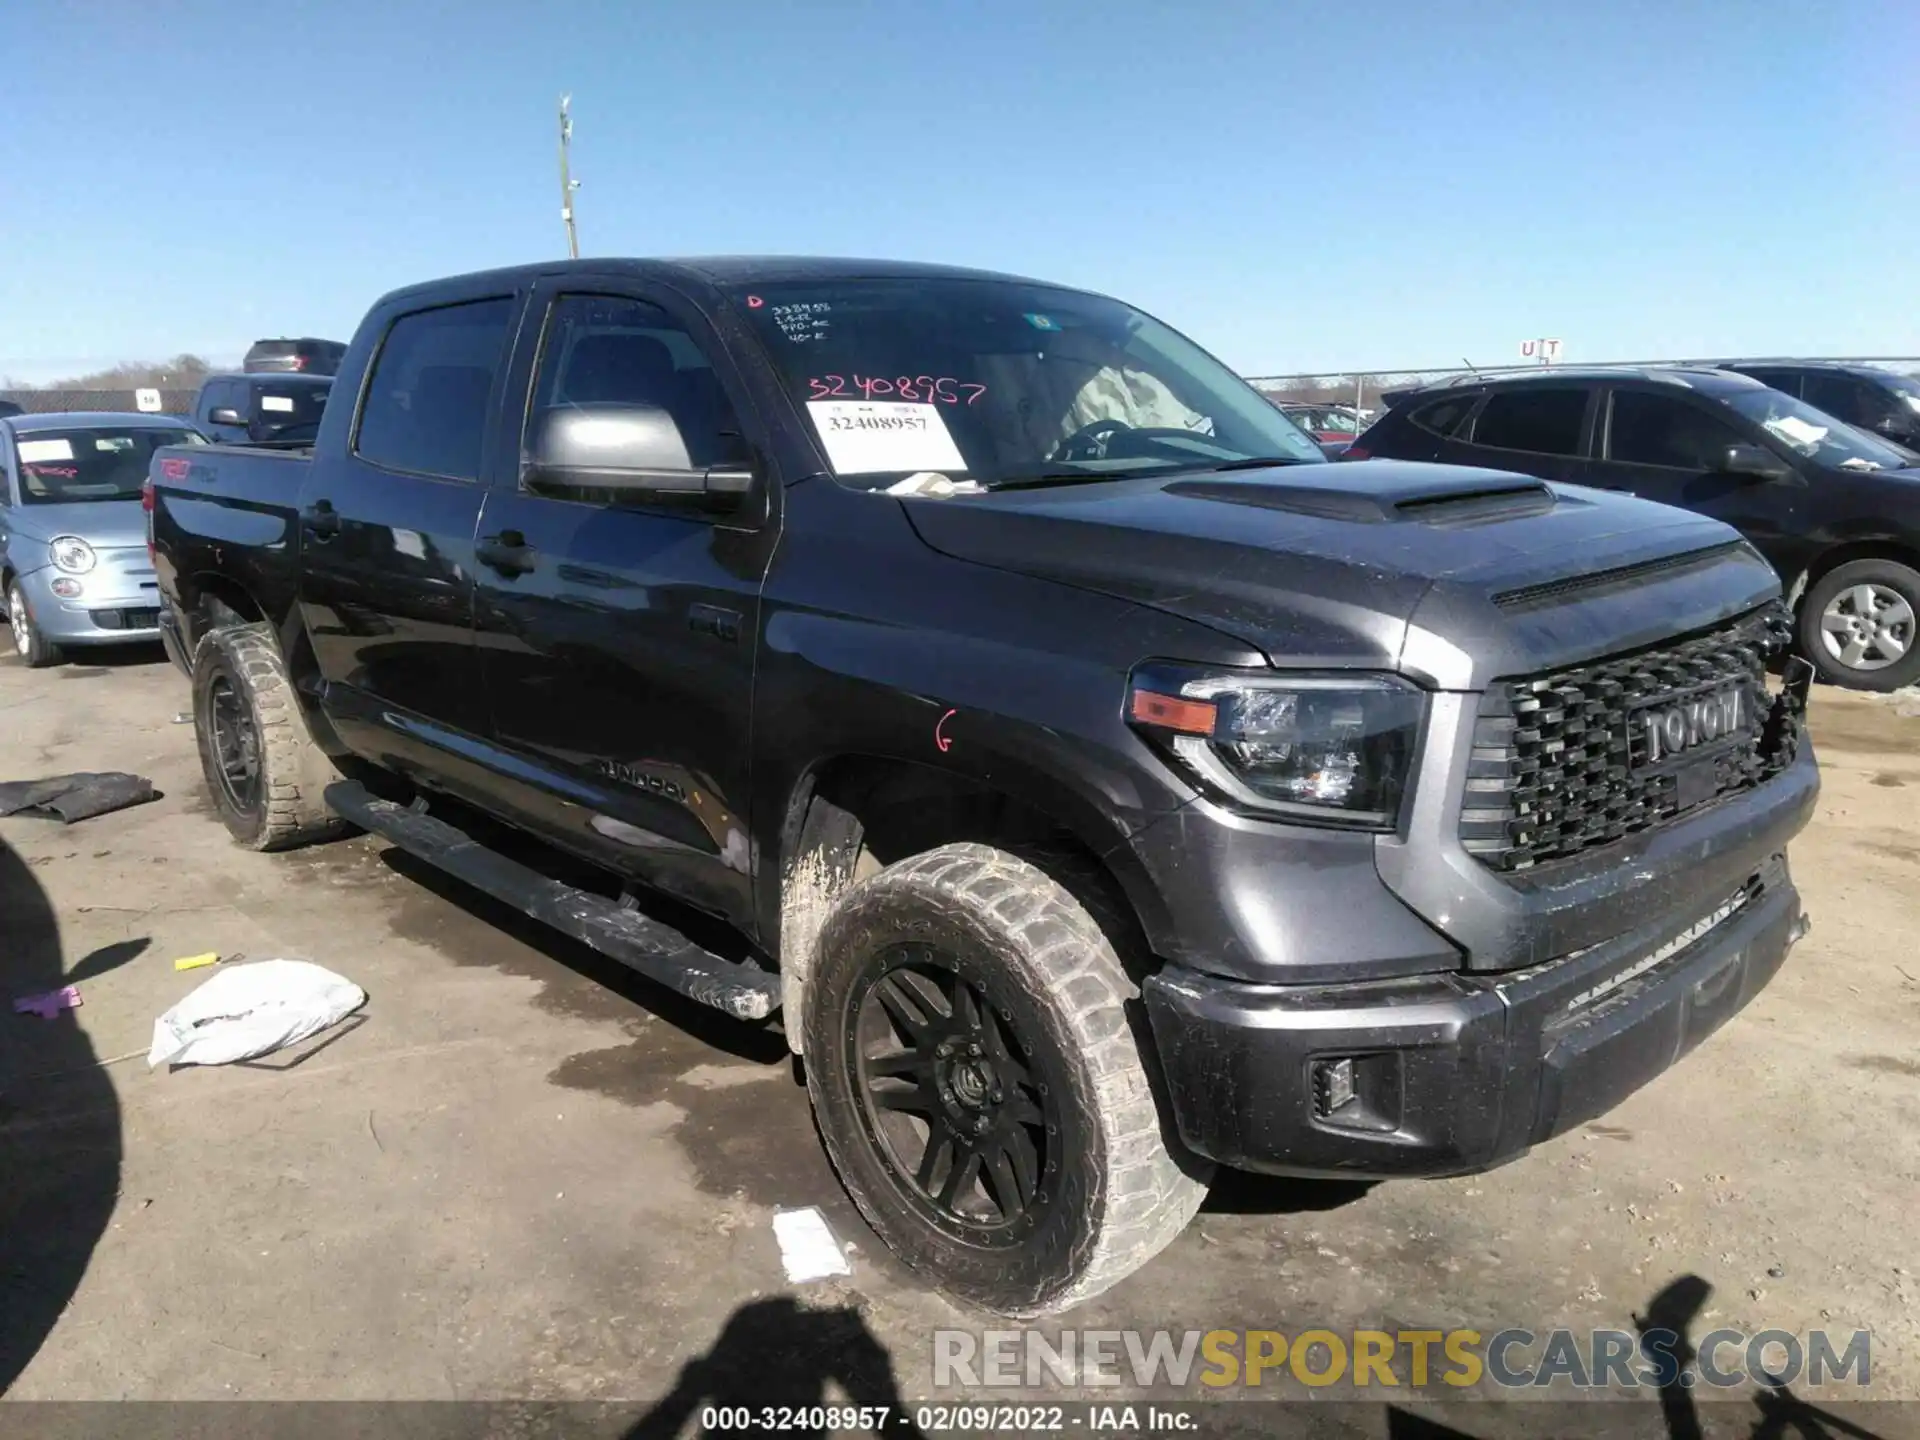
[324,782,780,1022]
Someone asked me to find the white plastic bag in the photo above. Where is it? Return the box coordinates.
[148,959,365,1069]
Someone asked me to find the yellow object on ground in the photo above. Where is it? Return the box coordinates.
[172,952,221,972]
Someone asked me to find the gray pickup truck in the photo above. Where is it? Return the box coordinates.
[149,257,1819,1314]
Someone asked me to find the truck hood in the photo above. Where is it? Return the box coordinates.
[3,499,148,550]
[902,462,1783,688]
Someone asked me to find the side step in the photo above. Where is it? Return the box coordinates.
[324,782,780,1022]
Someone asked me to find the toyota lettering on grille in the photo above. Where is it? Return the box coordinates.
[1635,685,1747,767]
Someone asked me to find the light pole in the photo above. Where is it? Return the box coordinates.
[558,94,580,259]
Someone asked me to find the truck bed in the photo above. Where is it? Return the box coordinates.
[149,441,311,651]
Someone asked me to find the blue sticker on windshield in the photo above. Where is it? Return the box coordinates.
[1024,313,1061,331]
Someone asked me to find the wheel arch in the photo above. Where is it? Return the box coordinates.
[1786,538,1920,611]
[176,572,337,751]
[772,753,1173,1055]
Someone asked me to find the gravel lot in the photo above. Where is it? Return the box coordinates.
[2,643,1916,1427]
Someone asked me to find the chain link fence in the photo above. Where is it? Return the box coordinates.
[0,388,197,417]
[1245,358,1920,413]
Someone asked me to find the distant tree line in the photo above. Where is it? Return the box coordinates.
[3,354,216,391]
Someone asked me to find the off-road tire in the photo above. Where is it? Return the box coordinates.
[1798,559,1920,692]
[7,580,65,668]
[803,842,1210,1316]
[192,622,348,850]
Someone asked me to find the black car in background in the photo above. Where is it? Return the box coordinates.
[1351,366,1920,690]
[241,336,347,376]
[192,373,332,445]
[1723,361,1920,452]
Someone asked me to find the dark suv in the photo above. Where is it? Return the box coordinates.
[242,337,347,376]
[1354,366,1920,690]
[1722,362,1920,453]
[193,373,332,446]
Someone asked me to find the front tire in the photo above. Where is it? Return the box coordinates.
[7,580,65,668]
[803,843,1209,1316]
[1799,559,1920,692]
[192,623,348,850]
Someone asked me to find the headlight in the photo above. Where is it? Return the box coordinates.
[1128,667,1426,827]
[49,536,97,574]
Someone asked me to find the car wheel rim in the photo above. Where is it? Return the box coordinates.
[1819,583,1914,672]
[851,947,1058,1244]
[208,674,263,815]
[8,589,28,657]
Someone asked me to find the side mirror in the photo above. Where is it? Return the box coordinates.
[1720,443,1792,482]
[523,404,751,511]
[207,407,244,427]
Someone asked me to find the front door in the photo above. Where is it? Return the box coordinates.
[469,285,779,932]
[1587,385,1812,577]
[299,291,522,771]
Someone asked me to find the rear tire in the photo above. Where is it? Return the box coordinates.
[1798,559,1920,692]
[7,580,65,668]
[192,622,348,850]
[802,842,1209,1316]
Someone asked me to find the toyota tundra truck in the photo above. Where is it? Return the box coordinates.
[147,258,1818,1315]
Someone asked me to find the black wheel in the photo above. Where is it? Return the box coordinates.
[803,843,1209,1315]
[192,623,348,850]
[1798,559,1920,692]
[7,580,65,668]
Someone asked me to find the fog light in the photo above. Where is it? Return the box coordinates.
[50,578,82,599]
[1313,1057,1356,1115]
[1310,1053,1402,1132]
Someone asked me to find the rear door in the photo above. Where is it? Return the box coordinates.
[1588,384,1811,573]
[299,287,525,768]
[1459,384,1597,482]
[466,281,780,929]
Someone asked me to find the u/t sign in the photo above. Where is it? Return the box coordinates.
[1520,338,1563,364]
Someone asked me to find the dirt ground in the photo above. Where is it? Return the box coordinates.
[2,642,1916,1428]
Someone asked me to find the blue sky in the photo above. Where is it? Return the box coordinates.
[1,0,1909,384]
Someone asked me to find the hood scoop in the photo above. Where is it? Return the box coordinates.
[1165,473,1556,526]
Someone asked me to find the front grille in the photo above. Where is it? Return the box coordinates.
[1460,603,1800,871]
[88,607,160,632]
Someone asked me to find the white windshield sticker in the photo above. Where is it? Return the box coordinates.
[806,400,966,474]
[17,438,74,463]
[259,395,296,413]
[1763,415,1827,450]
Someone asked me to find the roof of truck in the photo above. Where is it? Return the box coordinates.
[379,255,1066,306]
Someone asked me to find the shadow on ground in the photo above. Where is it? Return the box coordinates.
[0,838,125,1393]
[623,1296,927,1440]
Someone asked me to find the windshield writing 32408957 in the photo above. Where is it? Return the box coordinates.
[808,375,986,405]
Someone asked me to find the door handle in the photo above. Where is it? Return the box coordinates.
[302,499,341,538]
[689,603,742,643]
[476,529,536,576]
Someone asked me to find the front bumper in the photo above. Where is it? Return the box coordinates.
[1143,852,1807,1178]
[16,564,163,645]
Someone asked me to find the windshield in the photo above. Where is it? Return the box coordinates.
[728,278,1325,487]
[1722,388,1912,471]
[13,427,204,504]
[1877,370,1920,412]
[1295,407,1359,435]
